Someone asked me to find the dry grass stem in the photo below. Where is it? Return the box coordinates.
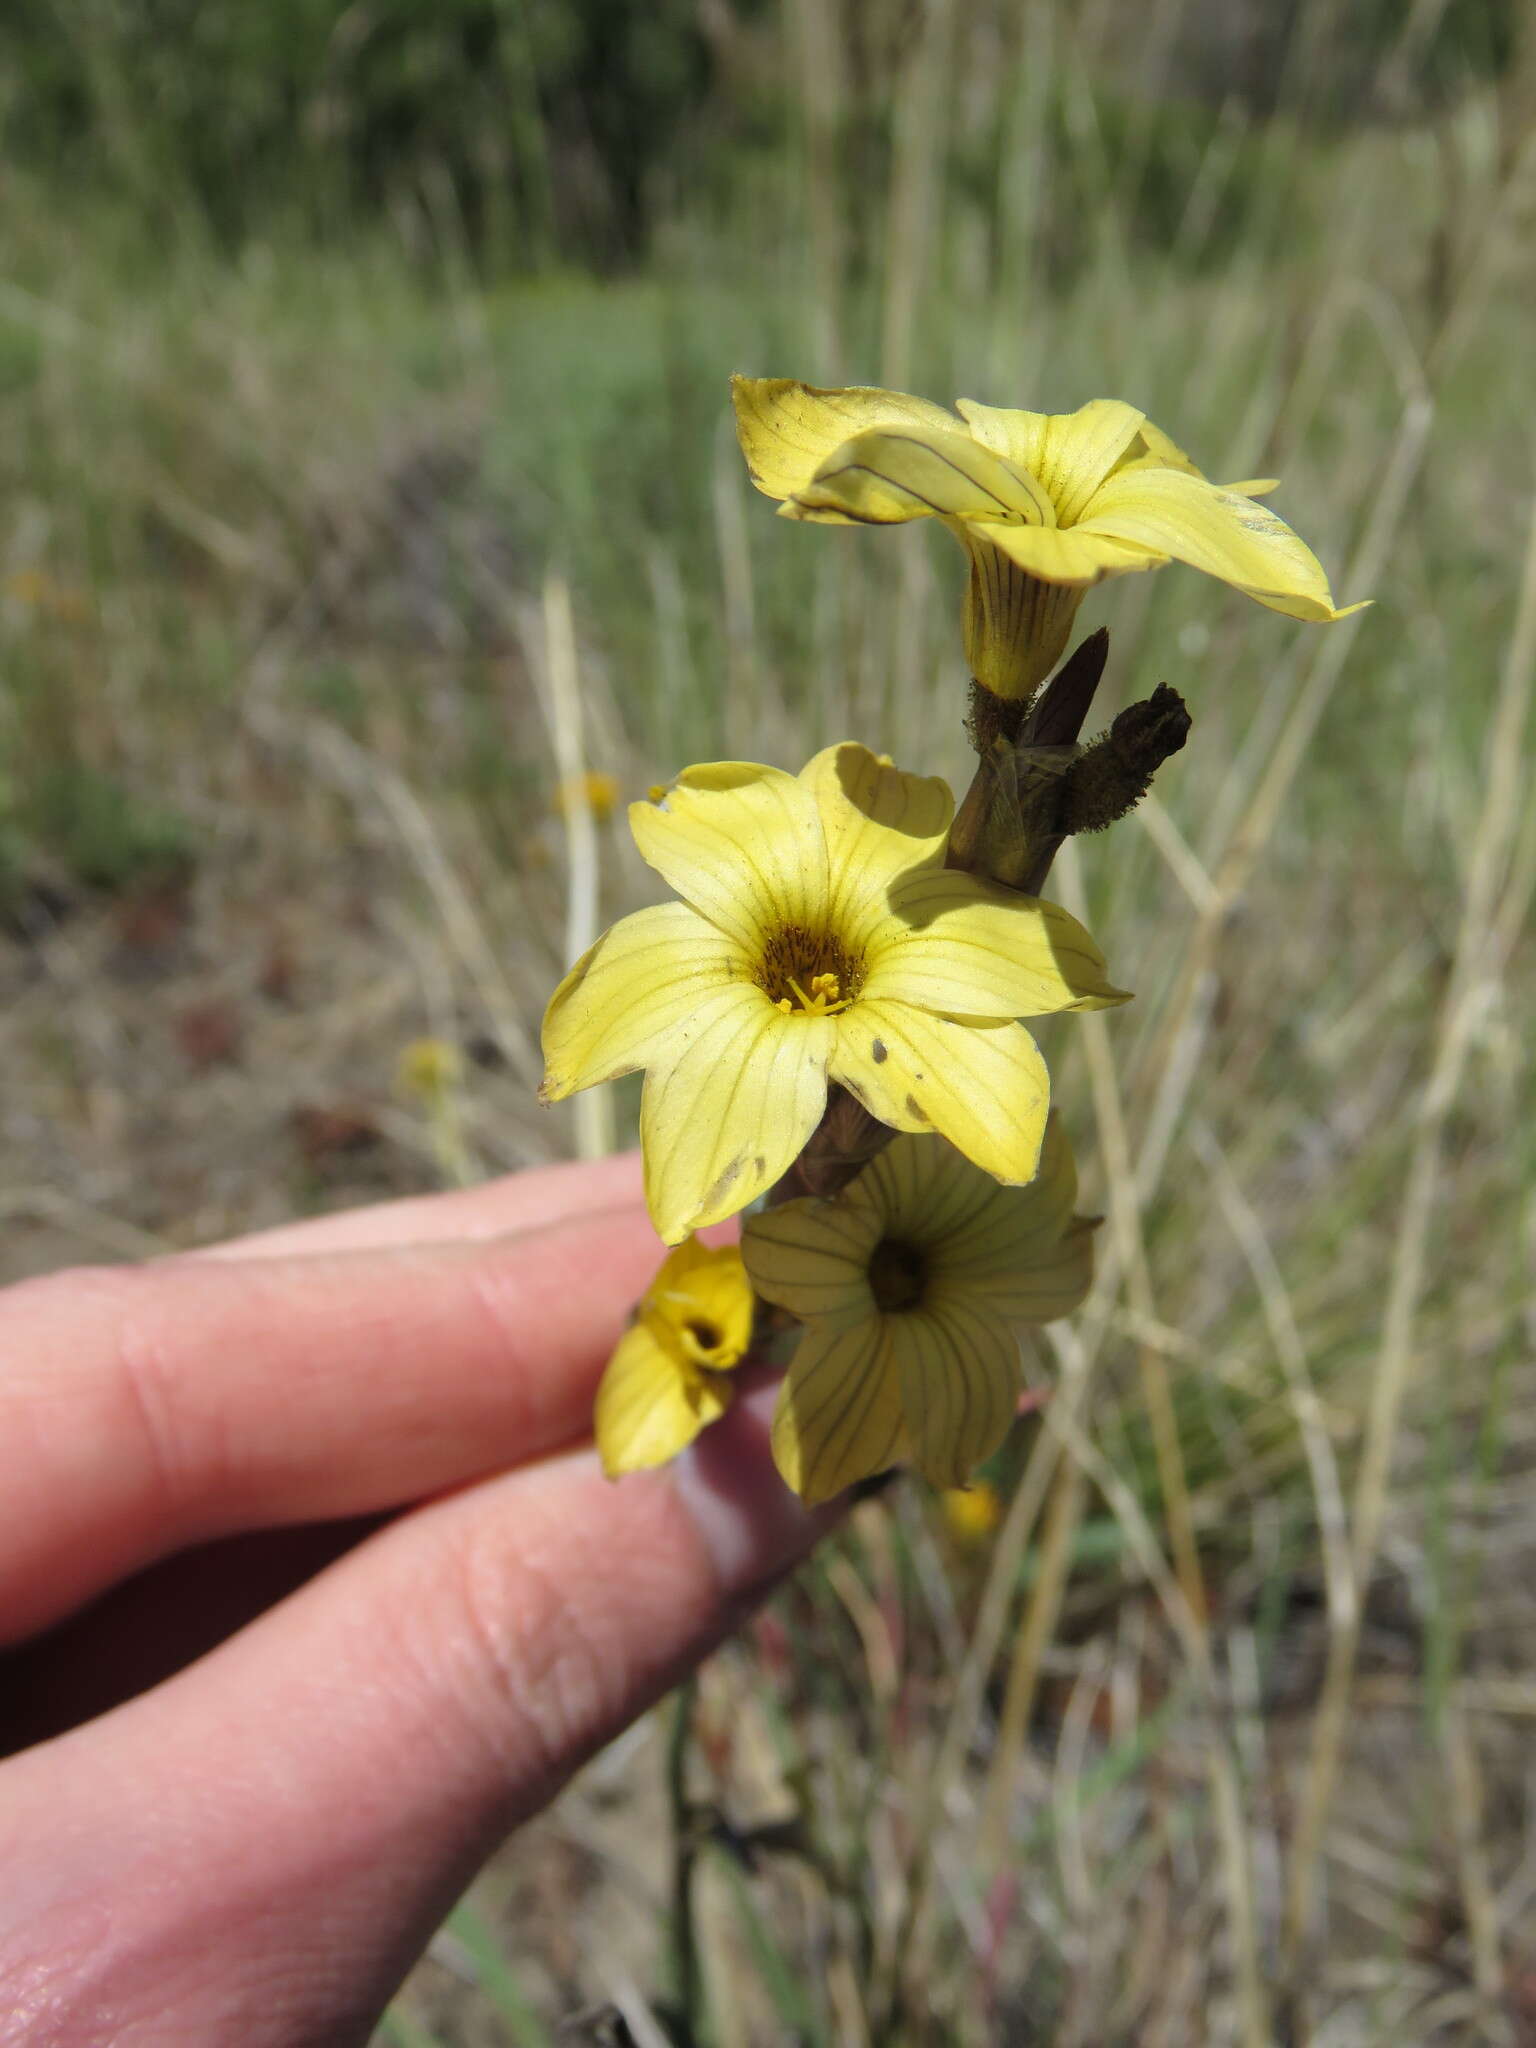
[1283,485,1536,1982]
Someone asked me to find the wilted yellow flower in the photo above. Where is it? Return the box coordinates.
[541,743,1126,1242]
[733,377,1365,701]
[743,1121,1094,1503]
[942,1482,1004,1542]
[594,1235,755,1475]
[554,770,621,824]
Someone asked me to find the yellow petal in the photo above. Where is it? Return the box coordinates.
[541,902,739,1100]
[648,1236,756,1369]
[641,989,834,1240]
[785,427,1055,528]
[594,1322,732,1477]
[797,742,952,939]
[771,1317,904,1504]
[1120,418,1280,498]
[863,869,1130,1020]
[1077,467,1366,621]
[1113,422,1279,500]
[943,1110,1078,1261]
[889,1302,1020,1489]
[731,375,962,501]
[630,761,827,957]
[833,1004,1050,1185]
[1121,415,1206,478]
[920,1119,1095,1318]
[958,398,1146,524]
[857,1130,1014,1248]
[858,1122,1087,1312]
[979,518,1164,587]
[948,1213,1096,1323]
[742,1193,881,1322]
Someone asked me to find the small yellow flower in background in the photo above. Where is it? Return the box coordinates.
[395,1036,463,1103]
[541,742,1127,1243]
[941,1482,1004,1543]
[937,1482,1011,1540]
[594,1236,755,1475]
[744,1119,1095,1504]
[3,566,91,623]
[396,1035,472,1183]
[554,770,621,824]
[732,376,1365,701]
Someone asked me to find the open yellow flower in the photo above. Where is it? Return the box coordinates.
[732,376,1365,700]
[744,1120,1094,1503]
[541,742,1126,1242]
[594,1235,755,1476]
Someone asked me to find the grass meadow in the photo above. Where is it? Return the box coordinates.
[3,2,1534,2040]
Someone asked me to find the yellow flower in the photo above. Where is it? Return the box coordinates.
[395,1036,463,1102]
[732,376,1365,701]
[941,1482,1004,1542]
[744,1120,1094,1503]
[554,770,621,824]
[541,743,1126,1242]
[594,1236,755,1475]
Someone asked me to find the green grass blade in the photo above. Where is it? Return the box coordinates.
[444,1900,555,2048]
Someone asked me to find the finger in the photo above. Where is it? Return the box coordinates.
[0,1201,661,1644]
[190,1150,643,1261]
[2,1518,384,1755]
[0,1388,831,2048]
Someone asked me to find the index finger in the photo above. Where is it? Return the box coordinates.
[189,1151,644,1262]
[0,1198,663,1645]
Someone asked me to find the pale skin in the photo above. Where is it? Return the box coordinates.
[0,1154,829,2048]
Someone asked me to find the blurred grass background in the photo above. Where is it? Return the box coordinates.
[3,0,1534,2040]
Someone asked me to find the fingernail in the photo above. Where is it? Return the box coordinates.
[672,1379,834,1598]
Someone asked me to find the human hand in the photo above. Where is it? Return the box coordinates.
[0,1154,828,2047]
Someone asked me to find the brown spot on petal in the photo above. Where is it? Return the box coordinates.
[703,1156,745,1214]
[871,1038,888,1063]
[905,1095,930,1123]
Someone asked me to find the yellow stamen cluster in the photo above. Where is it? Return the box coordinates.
[776,971,853,1017]
[756,921,863,1017]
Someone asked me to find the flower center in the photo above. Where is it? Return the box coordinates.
[758,925,862,1017]
[868,1238,928,1313]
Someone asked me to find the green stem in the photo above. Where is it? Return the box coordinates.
[665,1675,704,2048]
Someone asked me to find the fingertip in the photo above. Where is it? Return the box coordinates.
[671,1379,838,1602]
